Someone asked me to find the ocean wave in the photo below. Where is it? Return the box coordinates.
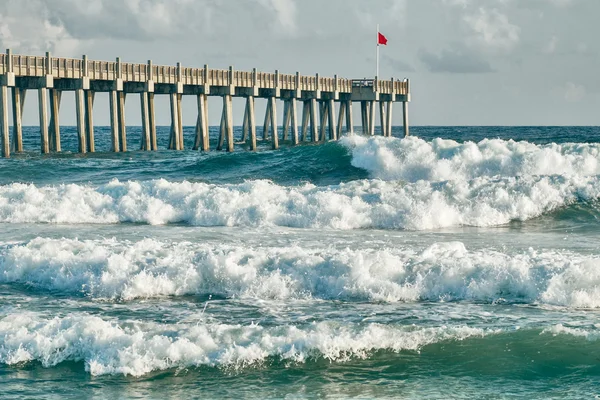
[3,238,600,307]
[0,313,488,376]
[342,135,600,182]
[0,175,599,229]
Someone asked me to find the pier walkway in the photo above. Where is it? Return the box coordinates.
[0,50,411,158]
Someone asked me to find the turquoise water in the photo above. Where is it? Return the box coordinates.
[1,126,600,399]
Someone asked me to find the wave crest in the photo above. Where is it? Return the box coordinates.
[3,238,600,307]
[0,175,598,229]
[342,135,600,182]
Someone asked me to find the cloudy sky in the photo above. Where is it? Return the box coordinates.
[0,0,597,126]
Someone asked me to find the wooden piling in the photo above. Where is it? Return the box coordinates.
[39,88,50,154]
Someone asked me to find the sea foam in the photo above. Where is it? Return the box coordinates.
[0,312,486,376]
[342,135,600,182]
[0,174,598,229]
[3,238,600,308]
[1,137,599,229]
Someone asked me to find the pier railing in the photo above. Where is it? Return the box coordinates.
[0,53,409,96]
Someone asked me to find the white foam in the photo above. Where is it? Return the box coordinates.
[542,324,600,340]
[341,135,600,182]
[0,312,487,376]
[3,238,600,308]
[0,174,598,229]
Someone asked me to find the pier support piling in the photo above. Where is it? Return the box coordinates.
[241,99,249,143]
[360,101,368,134]
[346,101,353,134]
[282,100,291,142]
[319,101,327,141]
[337,101,346,139]
[245,96,257,150]
[386,101,393,137]
[49,89,61,152]
[118,92,127,152]
[379,101,386,137]
[327,99,337,140]
[148,93,157,151]
[269,96,278,150]
[290,98,298,145]
[0,86,9,158]
[85,91,95,152]
[217,95,234,152]
[301,101,309,142]
[11,88,24,152]
[263,99,272,140]
[75,89,86,154]
[368,101,376,136]
[109,91,120,152]
[169,93,180,150]
[140,92,151,151]
[39,88,50,154]
[402,101,409,137]
[310,99,318,142]
[177,94,183,150]
[194,94,209,151]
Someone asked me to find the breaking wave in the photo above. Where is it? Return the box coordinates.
[0,175,598,229]
[3,238,600,308]
[342,135,600,182]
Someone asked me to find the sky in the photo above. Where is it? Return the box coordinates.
[0,0,598,126]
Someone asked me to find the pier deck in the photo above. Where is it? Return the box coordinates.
[0,50,411,157]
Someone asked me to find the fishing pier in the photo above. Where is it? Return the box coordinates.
[0,50,410,158]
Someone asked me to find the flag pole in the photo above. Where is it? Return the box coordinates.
[376,24,379,78]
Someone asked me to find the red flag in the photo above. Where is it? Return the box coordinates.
[378,32,388,46]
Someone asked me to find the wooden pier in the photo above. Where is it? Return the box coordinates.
[0,50,411,158]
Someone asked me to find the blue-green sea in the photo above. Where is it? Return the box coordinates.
[1,125,600,399]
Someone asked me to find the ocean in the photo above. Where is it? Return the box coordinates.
[1,126,599,399]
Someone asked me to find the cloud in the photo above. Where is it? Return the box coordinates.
[0,0,301,56]
[382,55,415,74]
[258,0,297,33]
[419,46,495,73]
[564,82,585,103]
[463,7,520,50]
